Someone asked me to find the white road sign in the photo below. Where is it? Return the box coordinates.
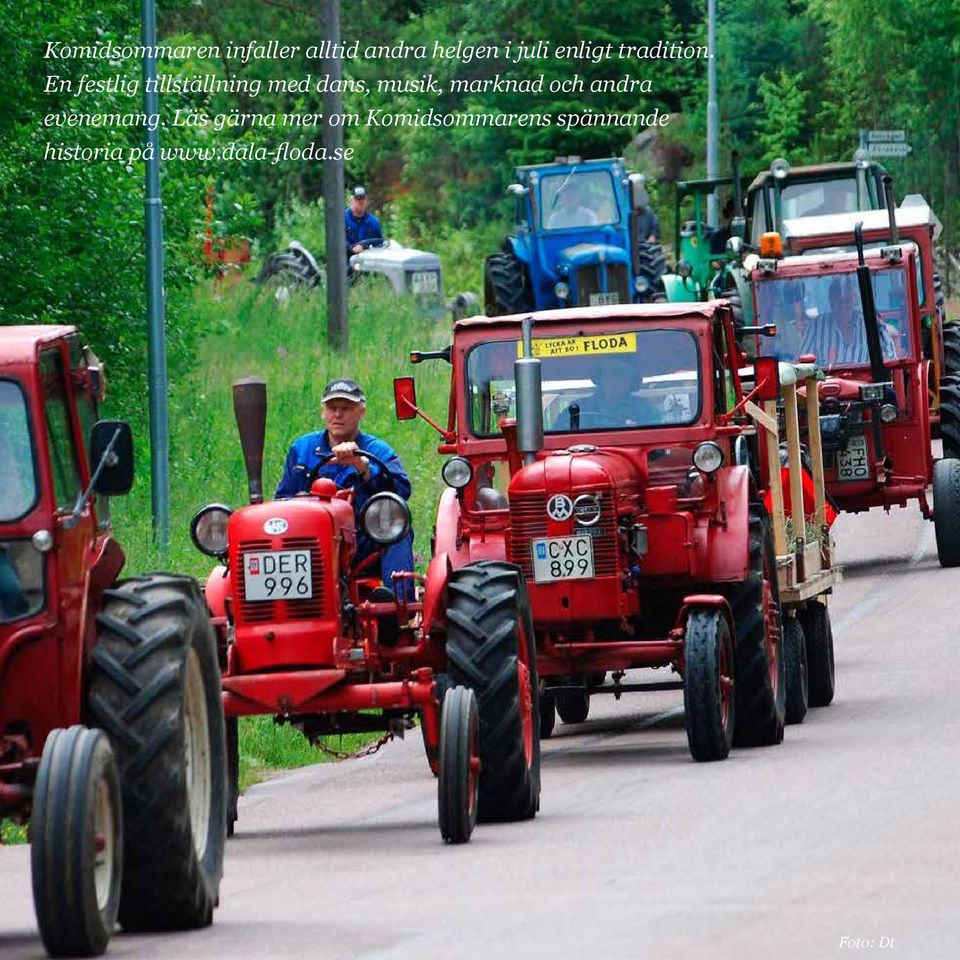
[866,142,912,157]
[867,130,906,143]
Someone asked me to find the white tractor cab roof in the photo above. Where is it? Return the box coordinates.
[781,194,942,244]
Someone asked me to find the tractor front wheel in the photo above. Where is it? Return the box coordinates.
[784,616,809,724]
[438,686,480,844]
[225,717,239,837]
[87,573,226,931]
[445,561,540,822]
[799,600,835,707]
[683,607,735,761]
[484,252,534,316]
[31,726,123,958]
[556,687,590,725]
[728,504,786,747]
[933,459,960,567]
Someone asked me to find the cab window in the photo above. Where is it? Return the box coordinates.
[40,348,82,510]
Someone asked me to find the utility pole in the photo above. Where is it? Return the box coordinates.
[141,0,170,551]
[320,0,348,350]
[706,0,719,227]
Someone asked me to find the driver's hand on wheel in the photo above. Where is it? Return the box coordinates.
[331,442,371,479]
[351,243,363,254]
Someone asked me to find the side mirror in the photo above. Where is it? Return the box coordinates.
[754,357,781,402]
[628,173,649,210]
[90,420,134,496]
[394,377,417,420]
[506,183,527,197]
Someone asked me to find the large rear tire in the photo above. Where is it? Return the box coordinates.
[938,373,960,460]
[445,561,540,822]
[728,504,786,746]
[484,252,534,316]
[87,573,226,931]
[933,458,960,567]
[784,616,809,724]
[438,686,480,844]
[539,688,557,739]
[32,727,123,958]
[683,608,735,761]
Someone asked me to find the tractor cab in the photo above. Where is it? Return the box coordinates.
[485,157,661,314]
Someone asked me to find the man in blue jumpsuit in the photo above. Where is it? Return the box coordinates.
[276,378,415,598]
[344,186,383,256]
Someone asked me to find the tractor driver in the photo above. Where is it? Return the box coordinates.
[276,378,415,599]
[547,181,600,229]
[573,354,660,428]
[344,185,383,257]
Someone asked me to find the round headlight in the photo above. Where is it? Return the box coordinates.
[360,492,411,544]
[693,441,724,474]
[190,504,233,556]
[880,403,898,423]
[634,276,649,293]
[554,281,570,300]
[441,457,473,489]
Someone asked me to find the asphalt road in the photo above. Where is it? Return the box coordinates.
[2,503,959,960]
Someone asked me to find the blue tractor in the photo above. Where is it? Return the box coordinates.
[483,157,665,315]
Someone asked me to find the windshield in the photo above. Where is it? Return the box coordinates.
[540,171,619,230]
[755,268,911,370]
[752,176,873,241]
[466,329,701,437]
[0,380,38,521]
[799,243,925,306]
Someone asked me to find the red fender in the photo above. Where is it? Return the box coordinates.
[422,552,451,638]
[676,593,736,644]
[204,564,231,618]
[706,465,752,582]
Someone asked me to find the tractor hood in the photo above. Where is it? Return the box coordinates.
[353,240,441,273]
[556,242,630,275]
[510,446,642,506]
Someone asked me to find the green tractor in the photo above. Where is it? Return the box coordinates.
[656,161,754,329]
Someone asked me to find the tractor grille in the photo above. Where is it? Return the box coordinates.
[575,263,629,305]
[507,493,620,580]
[236,537,325,624]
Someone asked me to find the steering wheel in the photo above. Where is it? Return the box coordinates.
[306,450,397,491]
[354,237,388,251]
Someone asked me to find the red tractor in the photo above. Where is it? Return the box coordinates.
[0,326,226,957]
[191,378,539,845]
[398,303,791,761]
[749,203,960,567]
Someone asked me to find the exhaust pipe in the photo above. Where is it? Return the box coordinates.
[853,223,889,384]
[514,316,544,466]
[882,174,899,244]
[233,377,268,503]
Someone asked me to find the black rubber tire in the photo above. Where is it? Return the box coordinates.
[556,689,590,725]
[225,717,239,837]
[942,322,960,375]
[445,561,540,822]
[784,617,809,725]
[32,726,123,958]
[86,573,227,931]
[484,252,534,316]
[933,458,960,567]
[938,373,960,460]
[634,241,667,301]
[438,686,480,844]
[799,600,835,707]
[683,608,735,762]
[728,504,786,746]
[539,688,557,739]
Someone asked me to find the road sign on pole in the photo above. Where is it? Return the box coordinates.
[867,130,906,143]
[866,142,912,158]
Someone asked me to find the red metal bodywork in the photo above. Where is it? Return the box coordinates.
[752,249,933,516]
[426,303,759,681]
[212,483,448,758]
[0,326,123,818]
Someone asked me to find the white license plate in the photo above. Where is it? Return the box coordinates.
[531,536,595,583]
[589,292,619,306]
[411,271,439,294]
[837,435,870,481]
[243,550,312,601]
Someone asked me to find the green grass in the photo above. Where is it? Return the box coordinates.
[107,278,452,791]
[1,819,28,844]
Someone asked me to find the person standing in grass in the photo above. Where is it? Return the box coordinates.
[276,377,415,599]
